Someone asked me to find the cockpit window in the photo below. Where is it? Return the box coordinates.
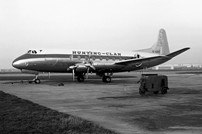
[27,50,31,54]
[27,50,37,54]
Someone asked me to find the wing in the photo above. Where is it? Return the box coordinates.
[115,56,168,65]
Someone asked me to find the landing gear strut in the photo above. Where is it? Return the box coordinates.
[29,74,41,84]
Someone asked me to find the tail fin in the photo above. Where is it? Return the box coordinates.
[134,29,170,55]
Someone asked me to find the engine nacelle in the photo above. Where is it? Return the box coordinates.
[75,64,88,73]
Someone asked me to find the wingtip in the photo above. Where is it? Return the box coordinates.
[166,47,190,58]
[185,47,190,49]
[184,47,191,51]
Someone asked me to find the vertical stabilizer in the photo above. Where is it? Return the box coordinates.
[134,29,170,55]
[152,29,170,55]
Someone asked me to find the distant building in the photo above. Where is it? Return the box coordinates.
[153,65,174,70]
[153,64,202,70]
[0,69,19,72]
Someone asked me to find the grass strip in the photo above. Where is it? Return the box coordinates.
[0,91,117,134]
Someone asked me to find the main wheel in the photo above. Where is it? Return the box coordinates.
[139,88,145,95]
[102,76,111,83]
[34,78,41,84]
[77,75,85,82]
[161,88,168,94]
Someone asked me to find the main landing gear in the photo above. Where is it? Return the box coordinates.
[101,72,113,83]
[77,74,85,82]
[75,72,113,83]
[102,76,111,83]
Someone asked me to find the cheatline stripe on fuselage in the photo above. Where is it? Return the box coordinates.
[15,54,136,61]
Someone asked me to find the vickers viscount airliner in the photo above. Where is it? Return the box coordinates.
[12,29,190,83]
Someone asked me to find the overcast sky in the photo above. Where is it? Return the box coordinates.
[0,0,202,68]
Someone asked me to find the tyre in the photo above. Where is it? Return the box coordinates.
[105,76,111,83]
[161,88,167,94]
[34,79,41,84]
[139,88,145,95]
[102,76,111,83]
[77,75,84,82]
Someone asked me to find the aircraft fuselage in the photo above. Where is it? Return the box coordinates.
[12,52,168,73]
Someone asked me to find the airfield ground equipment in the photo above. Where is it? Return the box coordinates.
[138,74,169,95]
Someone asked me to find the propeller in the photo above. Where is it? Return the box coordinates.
[85,63,96,79]
[68,53,96,81]
[84,59,96,79]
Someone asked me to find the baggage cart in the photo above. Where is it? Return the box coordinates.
[138,74,169,95]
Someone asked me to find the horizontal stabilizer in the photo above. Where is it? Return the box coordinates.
[166,47,190,58]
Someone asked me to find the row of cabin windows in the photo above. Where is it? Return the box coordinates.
[73,56,132,61]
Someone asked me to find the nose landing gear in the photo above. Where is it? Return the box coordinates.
[29,74,41,84]
[34,78,41,84]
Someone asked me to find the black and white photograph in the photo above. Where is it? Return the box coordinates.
[0,0,202,134]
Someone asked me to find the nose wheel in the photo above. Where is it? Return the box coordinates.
[29,74,41,84]
[34,78,41,84]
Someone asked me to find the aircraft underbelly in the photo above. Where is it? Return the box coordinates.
[137,58,167,69]
[26,58,75,72]
[94,64,124,72]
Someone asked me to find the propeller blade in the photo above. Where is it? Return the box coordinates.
[72,69,75,81]
[86,67,89,79]
[85,63,96,70]
[48,72,50,79]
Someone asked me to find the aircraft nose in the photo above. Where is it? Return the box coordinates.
[12,59,24,69]
[12,54,29,69]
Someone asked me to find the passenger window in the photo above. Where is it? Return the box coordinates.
[106,57,109,61]
[85,56,88,60]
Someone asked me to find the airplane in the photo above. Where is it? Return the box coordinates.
[12,29,190,84]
